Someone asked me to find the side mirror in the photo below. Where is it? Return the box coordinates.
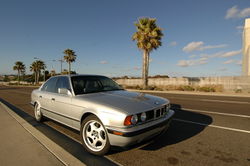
[58,88,72,96]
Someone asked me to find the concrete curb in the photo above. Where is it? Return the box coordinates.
[127,89,250,98]
[0,102,86,166]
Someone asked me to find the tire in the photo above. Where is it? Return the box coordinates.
[80,115,110,156]
[34,103,43,122]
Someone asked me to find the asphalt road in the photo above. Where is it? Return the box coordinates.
[0,86,249,166]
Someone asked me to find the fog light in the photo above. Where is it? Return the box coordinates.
[141,112,146,122]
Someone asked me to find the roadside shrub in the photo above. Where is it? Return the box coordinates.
[196,85,223,92]
[122,84,224,93]
[8,82,19,85]
[123,85,143,90]
[154,86,163,91]
[146,85,156,90]
[183,85,195,91]
[135,85,143,90]
[234,89,242,93]
[213,85,223,92]
[175,85,194,91]
[197,86,215,92]
[123,85,135,89]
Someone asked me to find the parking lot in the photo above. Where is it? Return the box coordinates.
[0,86,249,166]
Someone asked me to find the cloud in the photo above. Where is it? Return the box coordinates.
[219,50,241,57]
[169,41,177,46]
[236,60,242,65]
[198,50,241,58]
[236,26,243,30]
[225,6,239,19]
[177,57,208,67]
[218,68,227,71]
[236,25,244,33]
[223,59,242,65]
[183,41,203,53]
[189,54,197,58]
[99,60,108,64]
[133,66,141,70]
[177,60,190,67]
[183,41,227,53]
[225,6,250,19]
[223,59,235,64]
[178,48,241,67]
[239,7,250,18]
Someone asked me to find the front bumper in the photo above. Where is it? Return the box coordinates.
[107,109,174,147]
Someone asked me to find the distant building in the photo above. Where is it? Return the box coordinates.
[242,18,250,76]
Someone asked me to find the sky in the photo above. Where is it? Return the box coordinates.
[0,0,250,77]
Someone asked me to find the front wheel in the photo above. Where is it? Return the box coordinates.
[34,103,43,122]
[80,115,110,155]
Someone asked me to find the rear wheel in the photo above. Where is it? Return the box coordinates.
[80,115,110,155]
[34,103,43,122]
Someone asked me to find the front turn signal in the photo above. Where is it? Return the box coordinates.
[124,115,132,126]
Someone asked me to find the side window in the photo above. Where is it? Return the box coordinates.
[41,77,58,93]
[55,77,71,93]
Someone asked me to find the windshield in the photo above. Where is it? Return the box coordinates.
[71,76,123,95]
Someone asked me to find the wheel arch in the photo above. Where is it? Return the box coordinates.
[80,112,97,124]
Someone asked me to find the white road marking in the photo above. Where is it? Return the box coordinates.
[174,118,250,134]
[200,99,250,104]
[181,108,250,118]
[132,89,250,98]
[167,96,250,104]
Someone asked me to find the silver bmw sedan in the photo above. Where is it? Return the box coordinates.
[30,75,175,155]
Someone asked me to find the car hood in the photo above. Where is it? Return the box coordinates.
[75,90,168,114]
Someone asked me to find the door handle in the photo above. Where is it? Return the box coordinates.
[51,98,55,101]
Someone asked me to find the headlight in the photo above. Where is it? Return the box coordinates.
[140,112,146,122]
[131,114,138,124]
[124,114,138,126]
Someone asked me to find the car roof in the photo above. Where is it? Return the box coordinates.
[50,74,107,78]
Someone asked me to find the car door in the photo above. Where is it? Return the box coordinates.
[39,77,58,116]
[49,76,75,128]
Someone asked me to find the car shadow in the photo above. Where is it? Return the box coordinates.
[140,103,213,151]
[108,103,213,153]
[0,98,118,166]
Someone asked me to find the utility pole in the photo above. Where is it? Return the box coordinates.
[59,58,64,74]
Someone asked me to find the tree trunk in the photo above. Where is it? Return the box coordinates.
[145,53,150,88]
[34,72,37,85]
[142,51,148,89]
[37,71,40,84]
[18,70,20,85]
[68,62,71,75]
[44,70,46,81]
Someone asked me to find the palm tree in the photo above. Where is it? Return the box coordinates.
[13,61,26,84]
[30,60,46,84]
[63,49,77,75]
[132,17,163,89]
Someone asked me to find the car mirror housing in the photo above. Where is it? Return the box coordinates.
[58,88,72,96]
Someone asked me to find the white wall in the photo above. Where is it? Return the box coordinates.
[116,76,250,92]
